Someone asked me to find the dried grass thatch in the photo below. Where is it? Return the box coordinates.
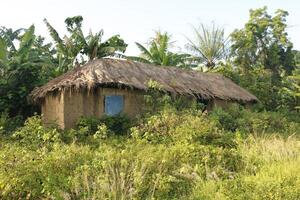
[30,58,258,104]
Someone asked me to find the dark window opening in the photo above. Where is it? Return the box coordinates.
[104,95,124,116]
[197,98,210,111]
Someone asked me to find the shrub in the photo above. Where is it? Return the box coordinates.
[209,105,243,132]
[131,107,239,148]
[77,114,132,136]
[12,115,61,149]
[0,112,23,135]
[209,105,300,137]
[0,143,95,199]
[99,114,132,135]
[76,116,101,134]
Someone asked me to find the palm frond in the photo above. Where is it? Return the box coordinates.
[135,42,154,61]
[186,23,228,68]
[126,56,151,64]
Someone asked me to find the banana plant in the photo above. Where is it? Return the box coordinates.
[0,27,25,52]
[0,25,56,116]
[44,16,127,74]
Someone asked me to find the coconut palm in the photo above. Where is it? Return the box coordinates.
[186,23,229,69]
[129,31,190,68]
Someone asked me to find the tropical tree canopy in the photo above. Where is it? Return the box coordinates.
[186,23,228,69]
[129,31,190,68]
[230,7,295,76]
[0,25,55,117]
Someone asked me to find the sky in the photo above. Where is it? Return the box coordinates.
[1,0,300,55]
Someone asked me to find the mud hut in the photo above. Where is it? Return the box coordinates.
[30,58,258,129]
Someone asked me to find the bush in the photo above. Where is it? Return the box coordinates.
[77,114,132,136]
[0,112,23,135]
[100,114,133,135]
[76,116,102,134]
[209,105,243,132]
[0,143,95,199]
[209,105,300,137]
[12,115,61,149]
[131,107,235,146]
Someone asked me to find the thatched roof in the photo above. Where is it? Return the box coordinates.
[30,58,258,104]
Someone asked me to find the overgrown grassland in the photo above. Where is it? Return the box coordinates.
[0,106,299,199]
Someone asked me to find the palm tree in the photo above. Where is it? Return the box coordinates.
[186,23,229,69]
[129,31,189,68]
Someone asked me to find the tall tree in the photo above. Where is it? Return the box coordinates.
[129,31,189,67]
[185,23,228,69]
[230,7,295,77]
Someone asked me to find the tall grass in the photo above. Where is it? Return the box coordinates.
[190,135,300,200]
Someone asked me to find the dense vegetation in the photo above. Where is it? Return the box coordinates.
[0,6,299,199]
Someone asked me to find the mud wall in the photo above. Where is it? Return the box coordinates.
[62,88,145,129]
[41,93,64,128]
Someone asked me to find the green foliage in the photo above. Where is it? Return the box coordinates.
[0,104,299,199]
[231,7,294,76]
[0,25,55,117]
[186,22,229,69]
[228,7,299,112]
[13,115,61,149]
[0,112,23,134]
[131,107,239,149]
[76,116,102,134]
[77,114,132,136]
[44,16,127,74]
[99,114,132,135]
[209,104,300,137]
[281,66,300,110]
[216,63,299,111]
[1,9,300,200]
[129,31,190,68]
[0,143,95,199]
[190,136,300,200]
